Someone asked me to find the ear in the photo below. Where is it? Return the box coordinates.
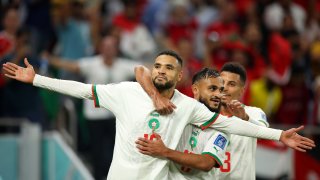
[192,84,199,99]
[177,70,183,82]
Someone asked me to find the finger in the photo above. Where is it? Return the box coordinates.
[294,146,306,152]
[300,136,315,145]
[3,63,18,72]
[153,133,162,140]
[24,58,31,67]
[4,74,17,79]
[2,66,16,75]
[298,144,312,150]
[138,137,150,143]
[300,140,316,147]
[5,62,19,70]
[294,125,304,132]
[136,145,148,151]
[170,102,176,109]
[138,149,152,155]
[135,140,148,147]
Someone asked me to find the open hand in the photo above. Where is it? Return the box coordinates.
[2,58,35,84]
[280,126,316,152]
[226,100,248,120]
[135,133,168,157]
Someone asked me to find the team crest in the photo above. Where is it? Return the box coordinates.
[213,134,227,149]
[189,136,197,149]
[148,118,160,130]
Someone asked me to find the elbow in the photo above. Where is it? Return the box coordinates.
[199,162,215,172]
[134,65,145,74]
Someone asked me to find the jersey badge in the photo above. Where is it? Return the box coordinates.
[214,134,227,150]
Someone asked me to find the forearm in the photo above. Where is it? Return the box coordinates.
[33,74,92,99]
[248,117,269,127]
[49,57,80,73]
[208,115,282,140]
[134,65,159,98]
[164,149,216,171]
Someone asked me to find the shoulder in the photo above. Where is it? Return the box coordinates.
[244,105,264,114]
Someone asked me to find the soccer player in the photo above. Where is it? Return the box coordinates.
[216,62,270,179]
[136,68,230,179]
[2,50,315,180]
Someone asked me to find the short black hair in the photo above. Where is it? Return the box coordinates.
[156,50,183,67]
[192,68,220,84]
[221,62,247,84]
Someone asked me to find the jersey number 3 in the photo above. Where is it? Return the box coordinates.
[220,152,231,172]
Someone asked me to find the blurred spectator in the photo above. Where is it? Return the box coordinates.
[204,0,240,69]
[264,0,306,33]
[0,27,45,126]
[51,0,93,64]
[0,6,21,59]
[142,0,169,35]
[157,0,198,52]
[45,35,141,180]
[249,76,282,122]
[190,0,219,58]
[176,37,202,97]
[111,0,155,62]
[274,64,309,125]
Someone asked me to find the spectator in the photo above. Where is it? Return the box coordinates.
[112,0,156,62]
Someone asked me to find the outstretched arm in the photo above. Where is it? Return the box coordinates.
[3,58,92,100]
[135,133,218,171]
[206,116,315,152]
[134,65,176,115]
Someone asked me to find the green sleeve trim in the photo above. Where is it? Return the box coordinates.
[202,152,223,166]
[200,113,219,130]
[92,85,100,108]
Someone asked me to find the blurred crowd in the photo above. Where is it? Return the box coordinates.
[0,0,319,179]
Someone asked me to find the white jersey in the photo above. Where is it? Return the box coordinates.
[216,106,268,180]
[33,75,282,180]
[169,124,230,180]
[93,82,222,180]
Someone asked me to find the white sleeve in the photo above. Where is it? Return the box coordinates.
[33,74,92,99]
[92,82,129,114]
[189,100,219,127]
[202,132,229,167]
[205,115,282,141]
[246,107,269,127]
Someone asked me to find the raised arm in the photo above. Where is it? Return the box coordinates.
[135,133,218,171]
[3,58,92,100]
[134,65,176,115]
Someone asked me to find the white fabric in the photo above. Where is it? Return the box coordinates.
[216,106,268,180]
[32,77,283,179]
[33,74,92,99]
[169,124,229,180]
[78,55,140,120]
[264,2,306,33]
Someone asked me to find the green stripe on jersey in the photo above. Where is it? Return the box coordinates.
[200,113,219,129]
[202,152,223,166]
[93,85,100,107]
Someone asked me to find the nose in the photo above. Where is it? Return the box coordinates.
[158,66,166,74]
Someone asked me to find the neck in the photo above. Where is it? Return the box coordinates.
[103,56,114,67]
[159,87,175,99]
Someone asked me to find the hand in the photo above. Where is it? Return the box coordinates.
[2,58,35,84]
[226,100,248,120]
[280,126,316,152]
[151,92,176,115]
[135,133,168,157]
